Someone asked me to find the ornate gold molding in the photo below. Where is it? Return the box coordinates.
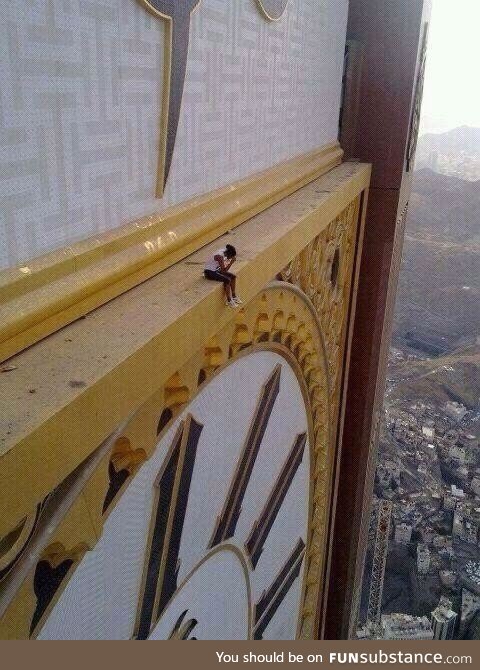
[0,144,342,364]
[278,196,361,433]
[0,153,369,638]
[0,162,370,546]
[0,171,366,637]
[0,282,337,639]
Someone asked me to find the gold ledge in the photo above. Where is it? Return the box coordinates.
[0,143,342,363]
[0,161,370,537]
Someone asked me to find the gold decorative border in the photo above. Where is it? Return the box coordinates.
[0,144,342,364]
[123,281,334,639]
[0,162,369,549]
[0,282,337,639]
[0,507,42,577]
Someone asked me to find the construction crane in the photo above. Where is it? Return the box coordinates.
[366,499,393,631]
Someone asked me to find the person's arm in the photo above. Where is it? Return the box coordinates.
[214,254,227,271]
[224,256,236,271]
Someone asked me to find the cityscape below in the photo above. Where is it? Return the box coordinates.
[359,127,480,640]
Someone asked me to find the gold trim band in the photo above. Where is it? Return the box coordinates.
[0,144,342,363]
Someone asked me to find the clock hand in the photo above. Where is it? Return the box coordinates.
[168,610,199,640]
[139,1,202,195]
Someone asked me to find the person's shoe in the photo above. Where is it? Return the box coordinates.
[233,296,243,305]
[225,299,238,308]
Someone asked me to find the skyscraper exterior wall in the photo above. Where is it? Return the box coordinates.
[381,614,433,640]
[326,0,431,639]
[0,0,429,640]
[431,597,458,640]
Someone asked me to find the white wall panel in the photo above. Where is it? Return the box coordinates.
[0,0,348,269]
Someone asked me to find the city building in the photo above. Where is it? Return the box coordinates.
[472,478,480,497]
[431,597,457,640]
[453,504,480,545]
[464,562,480,588]
[422,425,435,441]
[394,523,413,544]
[451,485,466,500]
[444,402,468,424]
[417,544,431,575]
[459,589,480,639]
[381,614,433,640]
[0,0,431,641]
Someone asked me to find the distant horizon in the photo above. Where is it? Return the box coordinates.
[420,0,480,135]
[420,124,480,138]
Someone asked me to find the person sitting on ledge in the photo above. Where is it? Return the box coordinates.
[204,244,242,308]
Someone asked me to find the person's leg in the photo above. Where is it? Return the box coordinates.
[225,272,242,303]
[204,269,225,282]
[205,270,236,306]
[224,279,233,302]
[215,271,234,301]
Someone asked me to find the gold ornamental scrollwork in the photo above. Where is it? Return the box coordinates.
[278,197,361,422]
[0,282,334,640]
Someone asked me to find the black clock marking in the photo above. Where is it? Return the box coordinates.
[245,433,306,568]
[102,461,129,514]
[168,609,198,640]
[136,415,203,639]
[208,364,282,549]
[139,1,201,194]
[30,558,74,635]
[253,538,306,640]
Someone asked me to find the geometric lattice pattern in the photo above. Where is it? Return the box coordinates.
[0,0,348,269]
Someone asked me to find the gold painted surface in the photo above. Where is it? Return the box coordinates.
[0,144,343,364]
[0,162,370,639]
[0,162,369,541]
[0,283,333,639]
[278,196,362,437]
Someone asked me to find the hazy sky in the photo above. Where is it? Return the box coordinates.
[420,0,480,135]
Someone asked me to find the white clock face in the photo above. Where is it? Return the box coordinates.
[149,548,250,640]
[38,351,310,640]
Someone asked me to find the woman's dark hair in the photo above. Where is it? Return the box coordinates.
[225,244,237,259]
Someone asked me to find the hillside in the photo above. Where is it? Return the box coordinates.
[392,168,480,348]
[415,127,480,181]
[388,344,480,412]
[361,132,480,633]
[418,126,480,157]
